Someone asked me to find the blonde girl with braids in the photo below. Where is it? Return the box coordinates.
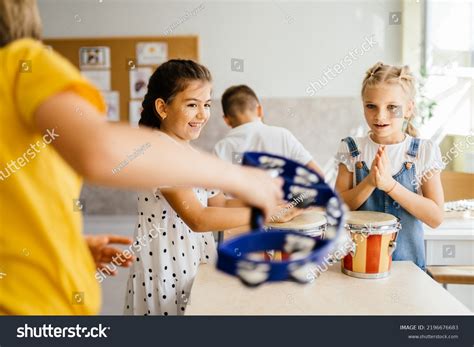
[335,62,445,270]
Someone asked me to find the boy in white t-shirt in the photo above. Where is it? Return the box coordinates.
[213,85,323,176]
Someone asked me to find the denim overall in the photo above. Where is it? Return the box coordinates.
[343,137,426,270]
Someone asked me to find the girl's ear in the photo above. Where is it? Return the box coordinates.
[154,98,167,120]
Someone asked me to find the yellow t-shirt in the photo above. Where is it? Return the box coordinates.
[0,39,106,315]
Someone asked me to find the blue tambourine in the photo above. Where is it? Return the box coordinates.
[216,152,345,287]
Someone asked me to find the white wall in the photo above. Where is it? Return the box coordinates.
[37,0,402,98]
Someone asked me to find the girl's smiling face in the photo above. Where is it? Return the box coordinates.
[156,80,212,142]
[362,82,413,143]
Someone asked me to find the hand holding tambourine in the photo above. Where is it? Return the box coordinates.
[216,152,346,287]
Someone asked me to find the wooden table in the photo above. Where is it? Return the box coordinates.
[427,266,474,286]
[185,261,472,315]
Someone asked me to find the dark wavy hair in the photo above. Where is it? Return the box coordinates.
[139,59,212,129]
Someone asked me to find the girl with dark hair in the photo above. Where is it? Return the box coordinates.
[124,60,299,316]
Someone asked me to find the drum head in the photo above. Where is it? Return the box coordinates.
[345,211,397,229]
[266,210,327,230]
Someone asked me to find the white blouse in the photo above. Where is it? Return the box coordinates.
[335,134,445,189]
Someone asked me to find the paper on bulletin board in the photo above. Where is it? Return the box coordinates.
[103,91,120,122]
[129,100,143,128]
[136,42,168,65]
[79,46,111,69]
[81,70,111,91]
[129,67,152,99]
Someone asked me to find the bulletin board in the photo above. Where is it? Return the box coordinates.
[44,36,199,122]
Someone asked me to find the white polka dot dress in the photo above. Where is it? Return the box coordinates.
[124,188,218,316]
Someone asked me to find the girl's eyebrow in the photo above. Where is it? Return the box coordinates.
[364,101,401,104]
[184,98,212,102]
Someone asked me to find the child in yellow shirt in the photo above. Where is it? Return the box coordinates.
[0,0,282,315]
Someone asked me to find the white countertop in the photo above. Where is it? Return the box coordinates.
[186,261,472,315]
[424,211,473,240]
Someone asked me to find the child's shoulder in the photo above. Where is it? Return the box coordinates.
[340,135,370,142]
[263,122,290,133]
[214,136,228,148]
[339,135,436,149]
[266,124,299,140]
[414,138,442,164]
[414,136,436,146]
[3,38,44,57]
[338,135,370,151]
[406,136,438,153]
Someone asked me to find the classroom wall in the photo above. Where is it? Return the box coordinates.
[37,0,403,214]
[38,0,402,98]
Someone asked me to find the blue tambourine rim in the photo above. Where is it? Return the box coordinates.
[217,230,335,283]
[216,151,345,285]
[243,151,325,185]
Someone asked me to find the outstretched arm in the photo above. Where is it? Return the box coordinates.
[161,188,252,232]
[34,91,283,217]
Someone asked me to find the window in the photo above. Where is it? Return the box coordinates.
[422,0,473,138]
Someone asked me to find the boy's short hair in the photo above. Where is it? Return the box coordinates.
[221,85,259,117]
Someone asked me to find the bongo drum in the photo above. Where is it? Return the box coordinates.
[342,211,400,279]
[264,210,327,260]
